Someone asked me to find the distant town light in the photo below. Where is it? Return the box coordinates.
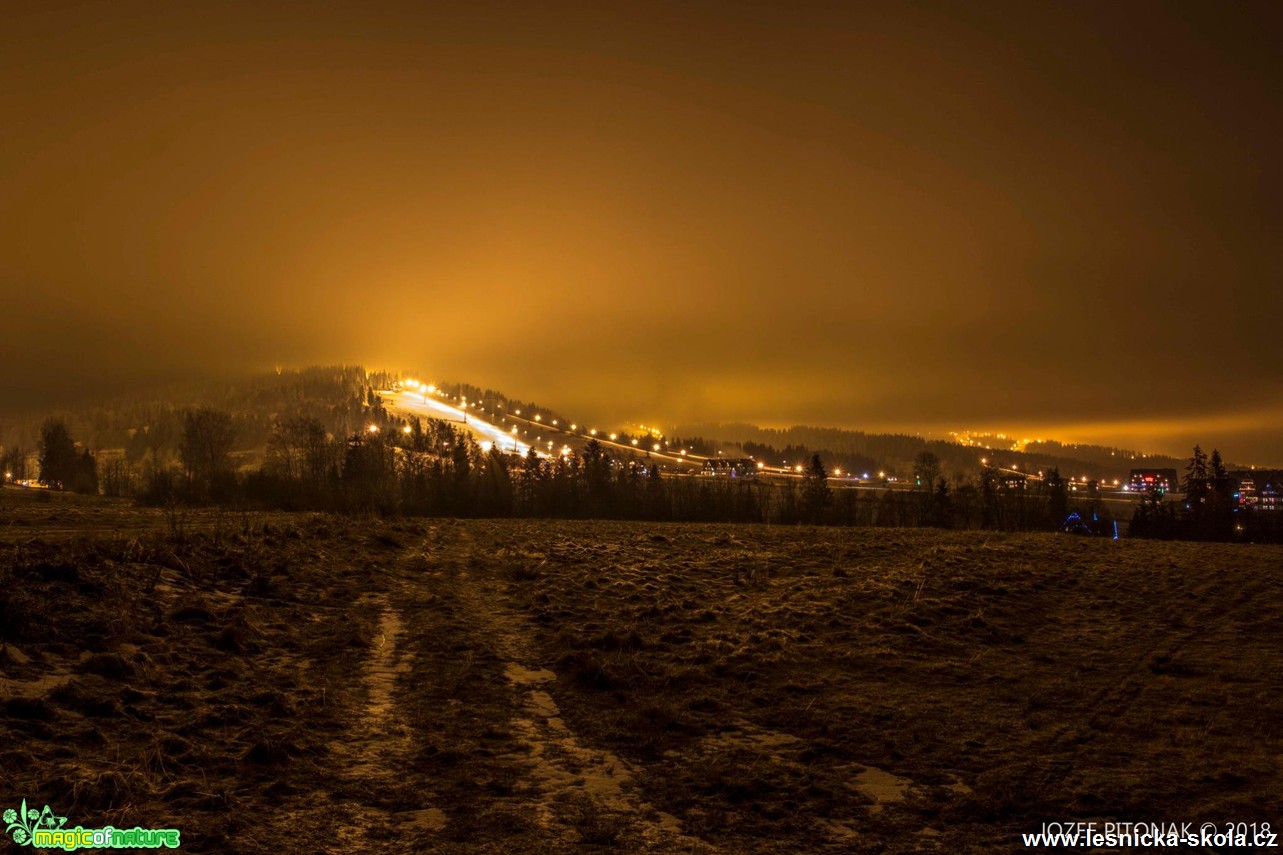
[402,425,412,434]
[367,424,379,433]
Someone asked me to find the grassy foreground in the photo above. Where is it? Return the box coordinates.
[1,492,1280,852]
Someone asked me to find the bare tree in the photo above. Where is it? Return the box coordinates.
[180,408,237,500]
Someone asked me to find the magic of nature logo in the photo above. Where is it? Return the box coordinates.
[4,799,180,849]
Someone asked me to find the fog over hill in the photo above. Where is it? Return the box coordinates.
[0,367,1251,486]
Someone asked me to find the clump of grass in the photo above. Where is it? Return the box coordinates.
[561,794,626,846]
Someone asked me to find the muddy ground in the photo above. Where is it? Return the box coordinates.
[2,490,1280,852]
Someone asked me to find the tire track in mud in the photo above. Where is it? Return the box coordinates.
[327,588,448,847]
[244,543,454,854]
[438,525,719,853]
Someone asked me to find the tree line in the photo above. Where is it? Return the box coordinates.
[10,405,1112,536]
[36,407,1283,544]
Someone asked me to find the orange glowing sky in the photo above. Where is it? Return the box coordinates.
[2,1,1280,462]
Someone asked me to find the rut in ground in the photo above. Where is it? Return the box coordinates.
[434,524,720,853]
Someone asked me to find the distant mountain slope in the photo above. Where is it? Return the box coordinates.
[672,422,1196,482]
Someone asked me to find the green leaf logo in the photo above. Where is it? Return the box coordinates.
[5,800,67,845]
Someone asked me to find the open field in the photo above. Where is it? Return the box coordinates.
[2,490,1280,852]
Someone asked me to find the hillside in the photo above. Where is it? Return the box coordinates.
[672,422,1201,483]
[1,367,1209,495]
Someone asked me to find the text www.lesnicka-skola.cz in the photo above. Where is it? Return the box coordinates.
[1022,822,1277,849]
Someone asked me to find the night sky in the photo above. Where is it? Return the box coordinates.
[3,1,1280,461]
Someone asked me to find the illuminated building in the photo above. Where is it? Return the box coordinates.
[701,459,758,478]
[1127,468,1178,494]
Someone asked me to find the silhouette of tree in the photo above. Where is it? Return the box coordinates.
[802,453,830,523]
[1044,467,1068,525]
[342,430,397,514]
[1209,449,1227,479]
[1183,445,1209,499]
[266,416,333,484]
[1131,486,1177,538]
[72,449,98,495]
[0,447,26,483]
[979,464,999,529]
[913,451,941,491]
[477,447,513,516]
[581,438,613,514]
[38,419,78,490]
[930,476,952,527]
[644,457,667,520]
[1207,448,1236,539]
[180,408,237,501]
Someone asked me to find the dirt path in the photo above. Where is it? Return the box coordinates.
[327,591,448,847]
[258,528,713,853]
[432,525,720,853]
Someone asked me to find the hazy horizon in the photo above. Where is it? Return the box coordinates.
[3,2,1280,462]
[2,362,1278,468]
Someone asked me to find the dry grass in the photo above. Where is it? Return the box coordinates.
[2,492,1280,852]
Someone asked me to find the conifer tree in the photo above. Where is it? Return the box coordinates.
[802,453,830,523]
